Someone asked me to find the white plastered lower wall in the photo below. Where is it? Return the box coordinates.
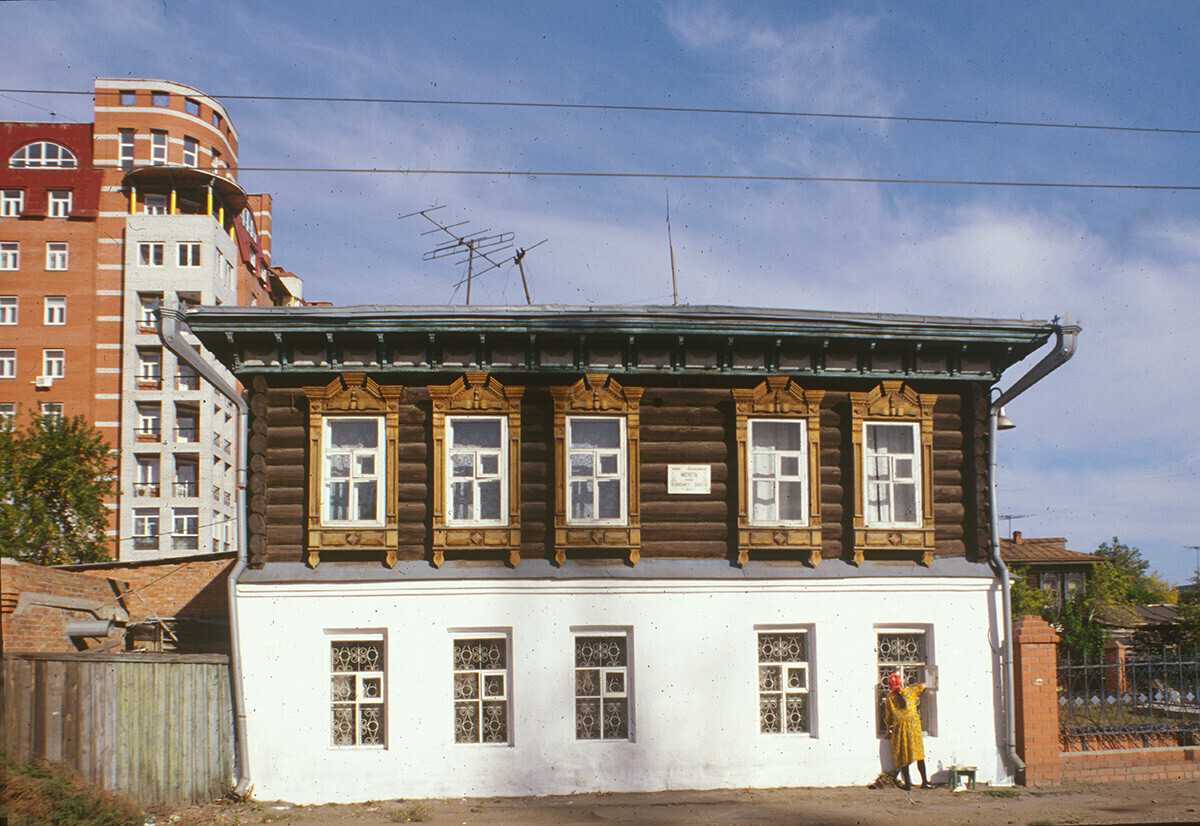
[237,575,1008,803]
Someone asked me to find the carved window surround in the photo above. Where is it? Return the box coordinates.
[850,380,937,566]
[430,373,524,568]
[305,373,404,568]
[551,374,643,566]
[732,378,825,567]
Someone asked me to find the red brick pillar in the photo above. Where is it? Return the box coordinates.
[1104,640,1128,698]
[1012,615,1062,785]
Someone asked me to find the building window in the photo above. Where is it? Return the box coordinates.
[863,422,921,527]
[453,636,509,744]
[172,507,199,550]
[136,403,161,441]
[42,349,65,379]
[1,190,24,217]
[119,130,135,170]
[43,296,65,325]
[40,402,63,420]
[177,242,201,267]
[876,630,933,736]
[748,420,810,525]
[133,508,159,550]
[174,458,198,496]
[0,243,17,270]
[150,131,167,166]
[175,405,199,443]
[151,91,169,107]
[212,111,223,130]
[48,190,72,217]
[184,98,201,117]
[322,417,384,525]
[0,403,14,420]
[135,455,160,497]
[137,348,162,388]
[0,296,16,324]
[566,416,626,523]
[575,634,630,740]
[0,350,15,378]
[138,293,162,329]
[758,631,811,735]
[211,148,222,171]
[176,362,199,391]
[182,137,198,168]
[138,243,164,267]
[331,638,386,747]
[144,194,167,215]
[9,142,77,169]
[445,416,506,525]
[119,90,136,106]
[45,243,68,271]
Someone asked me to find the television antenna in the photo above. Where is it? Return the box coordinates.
[1000,513,1032,537]
[400,205,545,305]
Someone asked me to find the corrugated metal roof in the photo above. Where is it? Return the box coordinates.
[999,537,1100,565]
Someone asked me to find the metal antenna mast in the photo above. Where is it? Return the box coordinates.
[999,514,1032,538]
[400,206,545,305]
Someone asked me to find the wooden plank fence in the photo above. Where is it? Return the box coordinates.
[2,653,233,804]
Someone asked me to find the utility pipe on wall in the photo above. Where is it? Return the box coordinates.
[987,320,1079,780]
[159,306,253,798]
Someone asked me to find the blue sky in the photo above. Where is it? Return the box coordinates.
[4,1,1198,583]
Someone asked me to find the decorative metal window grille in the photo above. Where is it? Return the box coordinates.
[566,417,626,523]
[876,631,930,735]
[330,640,385,747]
[864,423,921,526]
[446,417,505,524]
[453,638,508,744]
[575,635,630,740]
[749,420,807,525]
[758,631,811,734]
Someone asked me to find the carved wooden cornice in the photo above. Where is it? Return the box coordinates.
[550,372,643,413]
[732,375,822,417]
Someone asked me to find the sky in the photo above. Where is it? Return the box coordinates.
[3,1,1198,584]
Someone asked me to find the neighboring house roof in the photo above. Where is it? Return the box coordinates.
[998,535,1101,567]
[1096,602,1180,630]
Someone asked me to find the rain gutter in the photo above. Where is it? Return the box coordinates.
[159,307,252,798]
[987,320,1080,780]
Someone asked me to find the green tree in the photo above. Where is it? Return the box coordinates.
[1091,537,1176,606]
[0,412,114,565]
[1009,566,1055,618]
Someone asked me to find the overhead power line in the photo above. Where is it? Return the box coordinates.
[2,87,1198,136]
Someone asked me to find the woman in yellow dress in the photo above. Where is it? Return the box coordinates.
[884,671,931,790]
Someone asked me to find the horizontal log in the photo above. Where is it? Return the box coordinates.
[933,468,963,487]
[641,500,727,521]
[642,524,728,541]
[397,463,428,483]
[641,408,727,428]
[641,424,728,443]
[264,524,301,544]
[266,446,306,465]
[640,442,728,463]
[642,388,732,406]
[265,405,305,428]
[932,431,963,450]
[398,443,428,461]
[265,464,306,488]
[932,451,965,470]
[639,540,730,558]
[396,483,429,502]
[266,503,305,523]
[933,502,966,521]
[397,502,427,521]
[266,425,306,446]
[935,523,965,541]
[265,486,303,506]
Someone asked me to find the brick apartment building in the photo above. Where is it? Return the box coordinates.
[1,78,302,561]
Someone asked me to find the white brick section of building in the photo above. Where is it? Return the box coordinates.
[236,574,1007,803]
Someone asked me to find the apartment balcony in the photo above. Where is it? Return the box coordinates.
[136,376,163,390]
[177,371,201,391]
[175,425,199,443]
[171,535,200,552]
[134,427,162,443]
[133,483,160,498]
[173,481,199,497]
[133,536,159,551]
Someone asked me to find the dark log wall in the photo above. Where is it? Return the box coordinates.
[249,376,990,567]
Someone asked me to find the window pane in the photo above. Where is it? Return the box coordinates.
[867,423,913,454]
[451,454,474,477]
[479,454,499,475]
[752,480,775,521]
[328,482,348,520]
[479,480,501,521]
[779,481,803,521]
[451,418,501,448]
[894,458,913,480]
[356,455,375,475]
[570,480,594,519]
[752,421,801,450]
[597,480,621,518]
[330,419,378,448]
[570,453,594,477]
[752,452,774,478]
[570,418,620,448]
[893,484,917,522]
[452,482,474,519]
[328,453,350,478]
[599,454,618,474]
[355,482,377,521]
[779,455,800,477]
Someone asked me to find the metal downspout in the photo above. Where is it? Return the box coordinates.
[987,320,1080,779]
[158,307,252,798]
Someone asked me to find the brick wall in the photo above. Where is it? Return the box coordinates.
[0,558,127,653]
[1012,613,1200,785]
[74,555,234,621]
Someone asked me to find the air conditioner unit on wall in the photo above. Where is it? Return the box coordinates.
[34,375,54,389]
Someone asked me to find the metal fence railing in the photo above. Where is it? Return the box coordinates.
[1058,646,1200,751]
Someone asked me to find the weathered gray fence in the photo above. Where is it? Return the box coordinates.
[2,652,233,804]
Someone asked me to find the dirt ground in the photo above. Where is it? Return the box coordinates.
[161,779,1200,826]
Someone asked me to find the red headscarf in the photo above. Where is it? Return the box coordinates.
[887,672,903,692]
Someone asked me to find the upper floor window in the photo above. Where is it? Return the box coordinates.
[138,242,164,267]
[0,296,16,324]
[119,130,135,170]
[43,296,65,326]
[211,148,223,170]
[48,190,72,217]
[172,507,200,551]
[445,416,506,526]
[212,111,223,130]
[178,242,201,266]
[0,350,15,378]
[1,190,24,217]
[45,242,68,271]
[138,293,162,329]
[151,91,169,107]
[119,90,136,106]
[184,98,201,117]
[566,417,626,524]
[748,420,808,525]
[40,402,63,420]
[150,131,167,166]
[9,142,77,169]
[0,403,14,420]
[133,508,159,550]
[863,423,921,527]
[144,194,167,215]
[322,416,384,526]
[182,137,198,167]
[0,243,17,270]
[42,349,65,379]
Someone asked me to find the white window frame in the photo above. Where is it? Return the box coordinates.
[42,349,65,379]
[565,416,627,525]
[0,243,17,270]
[0,403,15,421]
[10,142,76,168]
[40,402,63,420]
[137,403,161,440]
[144,194,167,215]
[329,633,387,749]
[150,131,167,166]
[321,416,385,527]
[1,190,24,217]
[756,627,814,736]
[118,130,135,170]
[452,632,511,745]
[747,418,810,526]
[0,350,15,379]
[48,190,72,217]
[573,629,633,741]
[862,421,923,529]
[133,508,159,550]
[43,296,65,326]
[182,137,198,167]
[135,455,160,497]
[875,626,935,737]
[138,243,164,267]
[45,242,68,271]
[444,415,508,527]
[0,296,16,324]
[177,242,201,267]
[138,348,162,383]
[172,507,199,551]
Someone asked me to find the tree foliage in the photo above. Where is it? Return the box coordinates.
[0,412,114,565]
[1009,566,1055,618]
[1090,537,1176,607]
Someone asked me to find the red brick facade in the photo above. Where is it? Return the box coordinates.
[1,558,126,653]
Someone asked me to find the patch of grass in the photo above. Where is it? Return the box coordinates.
[984,788,1021,799]
[0,750,143,826]
[389,800,434,822]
